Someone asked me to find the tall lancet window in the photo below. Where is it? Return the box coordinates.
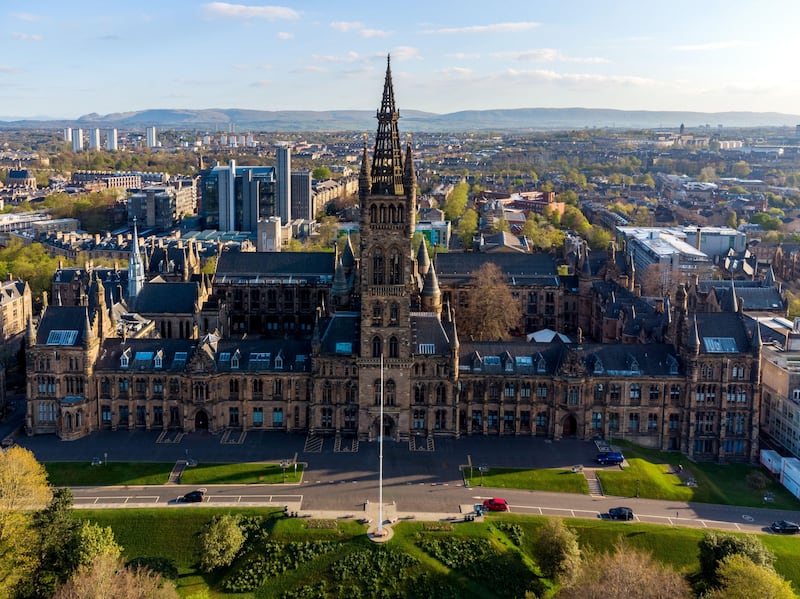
[372,250,384,284]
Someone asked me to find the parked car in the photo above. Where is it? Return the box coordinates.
[608,507,634,521]
[178,489,206,503]
[595,451,624,465]
[482,498,509,512]
[771,520,800,534]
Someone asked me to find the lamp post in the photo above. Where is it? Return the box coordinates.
[635,479,640,498]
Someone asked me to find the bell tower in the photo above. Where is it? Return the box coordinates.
[358,55,416,440]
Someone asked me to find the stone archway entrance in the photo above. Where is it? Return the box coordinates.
[195,410,209,431]
[371,415,396,441]
[561,414,577,437]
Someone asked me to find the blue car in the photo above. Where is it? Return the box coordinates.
[595,452,624,465]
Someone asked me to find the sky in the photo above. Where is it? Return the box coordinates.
[1,0,799,119]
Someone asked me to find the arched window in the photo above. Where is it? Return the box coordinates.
[435,384,446,404]
[372,250,384,284]
[397,204,404,223]
[389,249,402,284]
[372,336,382,358]
[374,379,381,405]
[389,336,399,358]
[386,379,396,406]
[390,302,399,324]
[322,382,332,404]
[380,204,386,223]
[414,384,425,404]
[370,204,377,223]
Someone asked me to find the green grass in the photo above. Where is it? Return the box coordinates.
[45,462,173,486]
[606,442,800,509]
[73,508,800,598]
[180,462,304,485]
[471,467,590,493]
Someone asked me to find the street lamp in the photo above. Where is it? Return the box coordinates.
[635,479,640,498]
[280,459,290,484]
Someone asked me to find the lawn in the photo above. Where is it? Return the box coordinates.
[44,461,305,487]
[471,467,589,494]
[45,462,173,486]
[180,462,304,485]
[74,508,800,598]
[602,442,800,509]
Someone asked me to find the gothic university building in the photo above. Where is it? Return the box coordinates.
[25,58,765,463]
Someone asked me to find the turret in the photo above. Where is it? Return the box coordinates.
[417,238,430,277]
[358,134,371,206]
[421,261,442,316]
[128,217,145,306]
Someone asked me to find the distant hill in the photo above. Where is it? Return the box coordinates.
[2,107,799,132]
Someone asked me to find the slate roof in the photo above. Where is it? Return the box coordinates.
[212,338,313,373]
[133,282,199,314]
[0,280,26,303]
[458,340,565,375]
[319,313,360,355]
[36,305,89,346]
[718,286,784,312]
[695,312,753,353]
[435,253,559,286]
[95,338,196,372]
[215,252,335,283]
[411,313,453,356]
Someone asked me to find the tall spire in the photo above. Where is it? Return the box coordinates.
[358,133,371,204]
[128,217,145,303]
[371,55,405,196]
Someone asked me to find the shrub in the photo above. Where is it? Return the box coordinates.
[198,514,245,572]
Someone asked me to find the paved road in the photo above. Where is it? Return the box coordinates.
[11,429,800,533]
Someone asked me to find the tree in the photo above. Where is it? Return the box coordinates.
[587,227,612,251]
[727,211,739,229]
[444,181,469,221]
[698,531,775,585]
[491,214,510,233]
[697,166,718,182]
[532,518,581,584]
[315,216,340,249]
[0,446,52,597]
[457,263,522,341]
[53,554,179,599]
[456,208,478,249]
[731,161,752,179]
[704,554,796,599]
[76,521,122,567]
[22,488,81,598]
[198,514,245,572]
[312,166,332,180]
[632,205,652,226]
[556,190,578,205]
[556,542,691,599]
[640,263,670,297]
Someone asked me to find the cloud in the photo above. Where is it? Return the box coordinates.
[202,3,299,20]
[359,28,388,38]
[422,22,540,34]
[437,67,474,77]
[391,46,421,61]
[250,80,272,87]
[11,32,42,41]
[292,65,327,74]
[0,66,18,73]
[312,51,371,63]
[673,40,752,51]
[11,12,39,21]
[493,49,609,64]
[277,31,293,39]
[330,21,388,38]
[330,21,362,32]
[504,68,658,87]
[446,52,480,60]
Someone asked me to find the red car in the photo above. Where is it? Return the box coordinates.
[482,498,509,512]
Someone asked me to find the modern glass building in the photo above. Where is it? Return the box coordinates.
[200,160,276,232]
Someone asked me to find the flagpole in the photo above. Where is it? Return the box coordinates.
[378,353,384,536]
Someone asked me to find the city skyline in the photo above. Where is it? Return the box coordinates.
[1,0,799,120]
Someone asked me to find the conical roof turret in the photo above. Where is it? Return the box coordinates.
[417,239,430,276]
[342,233,355,269]
[332,255,350,298]
[422,261,441,299]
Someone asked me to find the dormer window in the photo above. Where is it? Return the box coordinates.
[593,357,604,375]
[120,348,131,368]
[275,355,283,370]
[231,350,240,370]
[154,351,163,369]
